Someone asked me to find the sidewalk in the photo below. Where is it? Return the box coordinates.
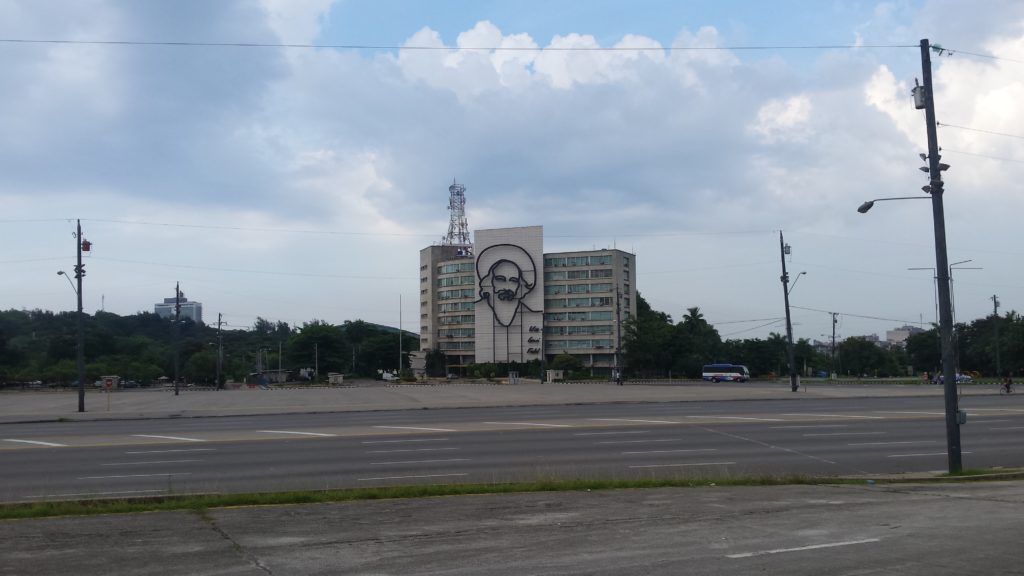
[0,380,991,424]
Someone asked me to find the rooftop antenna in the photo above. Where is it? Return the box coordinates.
[442,179,471,247]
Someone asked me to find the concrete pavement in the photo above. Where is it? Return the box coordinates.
[4,481,1024,575]
[0,379,995,424]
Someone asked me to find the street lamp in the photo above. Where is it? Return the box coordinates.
[857,196,930,213]
[58,219,87,413]
[856,38,963,474]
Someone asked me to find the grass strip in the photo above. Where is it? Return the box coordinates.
[0,475,820,520]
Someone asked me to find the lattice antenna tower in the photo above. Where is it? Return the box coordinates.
[442,179,471,246]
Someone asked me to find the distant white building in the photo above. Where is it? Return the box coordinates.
[886,325,925,348]
[154,291,203,324]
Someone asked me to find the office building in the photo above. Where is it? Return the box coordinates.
[154,292,203,324]
[420,225,635,375]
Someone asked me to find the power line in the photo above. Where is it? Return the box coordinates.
[0,38,917,52]
[713,316,786,325]
[942,148,1024,165]
[791,305,924,326]
[720,318,786,337]
[936,46,1024,65]
[937,122,1024,140]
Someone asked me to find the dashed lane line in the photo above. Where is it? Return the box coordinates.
[629,462,735,469]
[588,418,680,424]
[726,538,880,559]
[358,473,468,481]
[366,448,460,454]
[257,430,336,437]
[374,426,457,432]
[621,449,718,455]
[370,458,470,465]
[770,425,849,429]
[133,434,206,442]
[102,459,203,466]
[782,413,885,420]
[687,415,785,422]
[362,438,450,444]
[887,451,973,458]
[803,432,887,437]
[597,439,678,445]
[483,422,573,428]
[78,473,192,480]
[574,430,652,436]
[3,439,67,447]
[847,441,937,446]
[125,448,216,454]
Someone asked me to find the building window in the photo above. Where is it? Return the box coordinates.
[544,271,567,281]
[545,285,567,295]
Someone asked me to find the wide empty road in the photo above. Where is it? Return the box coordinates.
[2,395,1022,501]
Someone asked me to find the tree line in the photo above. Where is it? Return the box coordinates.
[0,309,418,386]
[622,294,1024,379]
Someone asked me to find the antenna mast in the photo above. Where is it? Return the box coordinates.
[442,179,471,247]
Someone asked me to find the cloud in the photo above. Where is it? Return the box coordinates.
[749,95,814,143]
[2,1,1024,342]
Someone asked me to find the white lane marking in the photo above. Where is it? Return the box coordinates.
[575,430,651,436]
[990,426,1024,431]
[848,441,937,446]
[770,425,849,429]
[622,449,718,455]
[23,490,165,499]
[257,430,336,437]
[887,452,973,458]
[370,458,470,465]
[483,422,573,428]
[804,432,887,437]
[783,413,885,420]
[597,439,679,445]
[980,420,1012,423]
[102,459,202,466]
[874,411,945,416]
[374,425,457,432]
[366,448,460,454]
[125,448,217,454]
[588,418,680,424]
[3,439,67,447]
[726,538,880,559]
[358,473,468,481]
[629,462,735,469]
[133,434,206,442]
[687,415,785,422]
[78,473,192,479]
[701,427,839,467]
[362,438,450,444]
[969,408,1024,413]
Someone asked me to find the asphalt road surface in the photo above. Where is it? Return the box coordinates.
[2,395,1023,502]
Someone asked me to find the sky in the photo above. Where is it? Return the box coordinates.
[1,0,1023,345]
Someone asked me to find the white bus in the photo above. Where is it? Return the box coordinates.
[701,364,750,383]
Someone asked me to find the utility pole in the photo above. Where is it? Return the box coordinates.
[992,295,1001,377]
[216,313,223,390]
[831,312,838,379]
[174,282,181,396]
[398,294,403,374]
[314,342,319,383]
[779,231,798,392]
[74,219,86,412]
[917,38,961,473]
[615,285,623,385]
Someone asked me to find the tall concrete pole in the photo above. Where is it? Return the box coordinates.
[779,231,798,392]
[920,38,962,473]
[75,219,86,412]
